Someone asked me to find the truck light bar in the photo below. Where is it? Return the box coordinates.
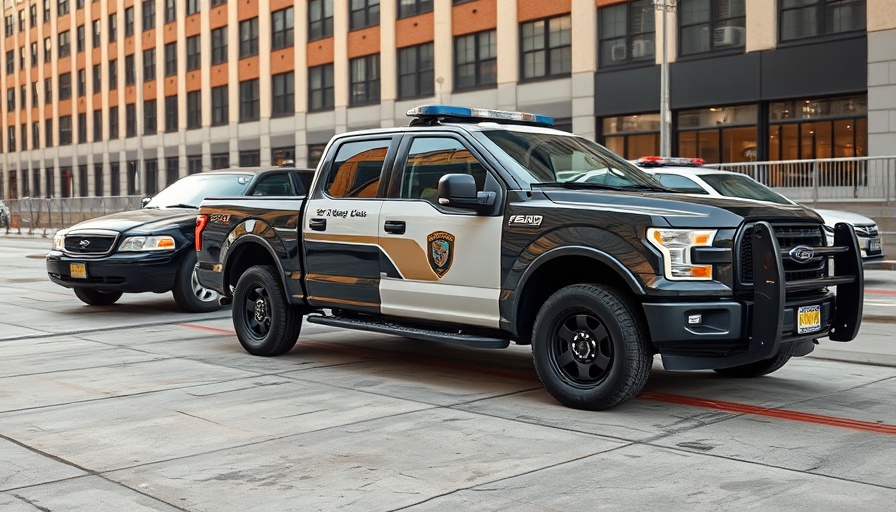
[636,156,705,167]
[406,105,554,127]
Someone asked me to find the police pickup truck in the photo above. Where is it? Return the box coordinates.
[195,105,863,410]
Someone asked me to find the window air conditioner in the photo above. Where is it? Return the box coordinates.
[631,39,655,58]
[713,26,745,47]
[611,44,627,62]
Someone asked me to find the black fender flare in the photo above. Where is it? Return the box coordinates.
[221,225,291,295]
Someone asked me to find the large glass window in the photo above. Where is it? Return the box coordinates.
[454,30,496,90]
[598,0,655,67]
[165,95,178,131]
[601,113,660,160]
[398,0,432,19]
[350,0,379,31]
[239,18,259,58]
[768,95,867,164]
[677,104,757,163]
[211,27,227,65]
[239,150,261,167]
[679,0,745,56]
[349,54,380,106]
[521,15,571,80]
[143,0,156,31]
[126,103,137,137]
[143,48,156,81]
[309,0,334,41]
[272,72,294,117]
[780,0,865,41]
[240,79,260,121]
[59,115,73,145]
[211,85,228,126]
[165,42,177,76]
[309,64,334,111]
[187,90,201,129]
[398,43,434,99]
[186,35,201,71]
[272,7,294,50]
[145,99,157,135]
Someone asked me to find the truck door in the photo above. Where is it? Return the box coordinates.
[378,135,503,328]
[303,137,397,313]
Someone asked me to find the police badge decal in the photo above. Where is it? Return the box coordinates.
[426,231,455,278]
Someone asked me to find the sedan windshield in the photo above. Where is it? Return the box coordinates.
[699,173,793,205]
[475,129,661,190]
[144,173,254,209]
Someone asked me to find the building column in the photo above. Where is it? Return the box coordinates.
[571,0,597,139]
[495,0,518,111]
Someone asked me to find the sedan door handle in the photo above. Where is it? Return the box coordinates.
[384,220,406,235]
[309,218,327,231]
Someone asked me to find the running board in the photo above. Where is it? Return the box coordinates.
[306,314,510,349]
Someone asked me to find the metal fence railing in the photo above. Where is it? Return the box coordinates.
[707,156,896,203]
[1,196,143,236]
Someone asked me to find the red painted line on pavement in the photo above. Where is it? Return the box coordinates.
[866,288,896,296]
[178,322,895,435]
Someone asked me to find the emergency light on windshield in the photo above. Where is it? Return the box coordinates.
[406,105,554,127]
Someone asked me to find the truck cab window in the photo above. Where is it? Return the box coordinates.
[400,137,486,204]
[325,139,389,198]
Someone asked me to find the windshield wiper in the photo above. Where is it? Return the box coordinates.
[533,181,662,192]
[163,203,198,209]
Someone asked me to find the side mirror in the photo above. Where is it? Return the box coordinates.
[437,174,496,213]
[141,197,152,208]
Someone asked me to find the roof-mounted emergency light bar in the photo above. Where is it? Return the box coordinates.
[406,105,554,127]
[636,156,705,167]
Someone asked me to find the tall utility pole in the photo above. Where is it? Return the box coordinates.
[654,1,676,157]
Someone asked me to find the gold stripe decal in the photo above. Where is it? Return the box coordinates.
[304,232,438,281]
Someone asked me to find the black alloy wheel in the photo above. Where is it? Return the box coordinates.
[232,265,302,356]
[550,313,614,387]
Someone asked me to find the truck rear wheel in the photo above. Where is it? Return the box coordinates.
[232,265,302,356]
[532,284,652,410]
[713,345,794,378]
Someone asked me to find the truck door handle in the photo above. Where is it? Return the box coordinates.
[384,220,406,234]
[309,218,327,231]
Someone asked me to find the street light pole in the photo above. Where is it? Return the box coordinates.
[654,1,676,157]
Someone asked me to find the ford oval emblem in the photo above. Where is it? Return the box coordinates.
[789,245,815,263]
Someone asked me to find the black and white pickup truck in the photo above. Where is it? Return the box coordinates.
[196,105,864,410]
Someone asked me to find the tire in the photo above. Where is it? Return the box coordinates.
[172,251,222,313]
[232,265,302,356]
[73,287,123,306]
[713,345,794,378]
[532,284,652,411]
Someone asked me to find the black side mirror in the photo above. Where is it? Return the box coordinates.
[437,174,496,213]
[141,197,152,208]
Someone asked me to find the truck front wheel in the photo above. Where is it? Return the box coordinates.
[232,265,302,356]
[532,284,652,410]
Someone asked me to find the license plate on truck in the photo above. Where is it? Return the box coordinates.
[798,305,821,334]
[70,263,87,279]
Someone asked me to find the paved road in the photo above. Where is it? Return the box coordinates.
[1,236,894,511]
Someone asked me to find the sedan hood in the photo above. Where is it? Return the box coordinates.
[813,208,877,227]
[540,189,822,228]
[63,208,198,234]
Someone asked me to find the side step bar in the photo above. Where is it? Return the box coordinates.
[306,314,511,349]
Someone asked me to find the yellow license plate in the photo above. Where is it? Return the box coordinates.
[797,305,821,334]
[70,263,87,279]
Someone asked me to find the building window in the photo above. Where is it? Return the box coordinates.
[768,96,867,165]
[126,161,139,195]
[58,31,71,58]
[32,81,38,107]
[18,9,24,32]
[21,124,28,151]
[188,154,203,174]
[126,103,137,137]
[349,54,380,106]
[239,150,261,167]
[124,6,134,37]
[59,73,72,100]
[211,0,226,6]
[109,106,119,138]
[398,0,432,18]
[455,30,497,90]
[599,0,655,67]
[521,14,571,79]
[272,7,294,50]
[78,112,87,143]
[78,165,89,197]
[186,35,200,71]
[45,118,54,148]
[165,95,178,131]
[677,104,757,163]
[77,68,86,97]
[93,64,101,93]
[109,58,118,88]
[272,72,294,117]
[350,0,379,30]
[780,0,865,42]
[239,18,259,58]
[211,152,229,169]
[19,84,25,110]
[272,146,295,166]
[31,42,38,66]
[144,48,156,81]
[143,0,155,31]
[108,14,117,42]
[30,4,37,28]
[92,19,101,48]
[187,91,201,129]
[43,0,51,22]
[679,0,745,56]
[211,85,229,126]
[165,156,179,185]
[77,24,85,53]
[308,144,326,169]
[58,0,69,16]
[93,109,103,140]
[309,0,333,41]
[144,99,157,134]
[165,42,177,76]
[44,37,51,62]
[44,77,52,103]
[6,127,15,152]
[308,64,334,111]
[144,160,158,195]
[165,0,176,23]
[125,54,135,84]
[110,162,121,195]
[47,168,56,198]
[398,43,433,98]
[5,51,12,74]
[211,27,227,65]
[6,89,13,111]
[239,79,260,121]
[186,0,199,15]
[3,15,11,37]
[59,115,72,145]
[95,163,105,196]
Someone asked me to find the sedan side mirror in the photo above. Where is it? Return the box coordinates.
[141,197,152,208]
[437,174,495,213]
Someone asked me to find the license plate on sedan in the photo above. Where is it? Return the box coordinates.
[70,263,87,279]
[868,238,882,254]
[797,305,821,334]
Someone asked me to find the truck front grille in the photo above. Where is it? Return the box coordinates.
[739,223,826,286]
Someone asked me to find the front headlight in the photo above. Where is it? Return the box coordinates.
[647,228,717,280]
[52,233,66,251]
[117,235,176,252]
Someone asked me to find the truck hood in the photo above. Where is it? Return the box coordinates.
[63,208,198,235]
[541,189,822,228]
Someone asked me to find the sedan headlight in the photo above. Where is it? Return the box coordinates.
[117,235,176,252]
[52,233,66,251]
[647,228,717,280]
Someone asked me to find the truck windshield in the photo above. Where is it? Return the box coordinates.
[144,173,254,209]
[476,129,661,190]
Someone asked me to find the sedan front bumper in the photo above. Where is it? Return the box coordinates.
[46,250,181,293]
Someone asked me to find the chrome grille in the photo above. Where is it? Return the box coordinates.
[63,233,118,255]
[739,224,826,285]
[854,225,878,237]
